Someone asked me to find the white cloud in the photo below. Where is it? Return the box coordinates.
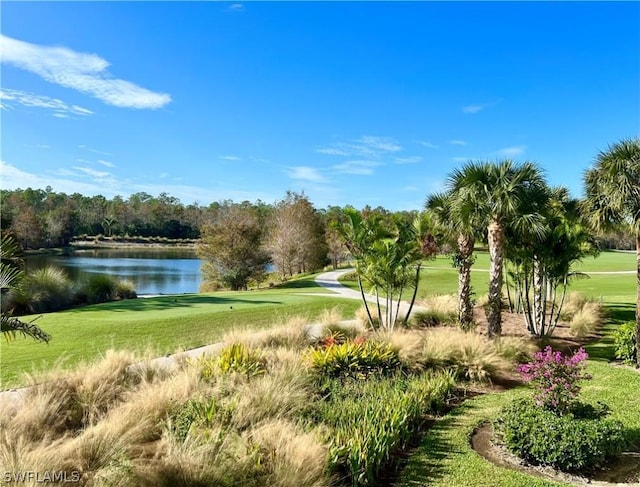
[448,140,468,146]
[79,146,112,156]
[317,135,402,159]
[97,159,115,168]
[332,160,382,175]
[497,145,527,157]
[288,166,328,183]
[0,35,171,109]
[394,156,422,165]
[461,104,486,114]
[228,3,244,11]
[73,166,111,178]
[0,88,93,117]
[219,155,241,161]
[317,147,351,156]
[416,140,438,149]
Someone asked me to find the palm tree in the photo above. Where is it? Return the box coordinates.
[583,138,640,365]
[450,160,547,338]
[335,209,436,330]
[1,234,51,343]
[426,191,481,330]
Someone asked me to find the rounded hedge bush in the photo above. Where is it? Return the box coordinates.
[495,398,625,472]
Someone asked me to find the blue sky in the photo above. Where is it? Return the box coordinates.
[1,1,638,211]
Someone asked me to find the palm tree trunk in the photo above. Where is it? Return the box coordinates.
[487,219,504,338]
[457,233,475,330]
[533,255,544,336]
[636,231,640,367]
[358,275,375,329]
[404,264,421,326]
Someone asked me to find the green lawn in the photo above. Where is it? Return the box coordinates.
[340,250,636,303]
[420,250,636,273]
[0,281,361,388]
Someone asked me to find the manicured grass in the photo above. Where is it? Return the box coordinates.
[340,252,636,303]
[421,250,636,273]
[0,289,361,388]
[398,355,640,487]
[574,250,636,272]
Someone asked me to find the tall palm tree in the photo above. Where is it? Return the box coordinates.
[450,160,547,338]
[426,191,481,330]
[583,138,640,365]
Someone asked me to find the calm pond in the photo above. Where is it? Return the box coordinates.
[25,248,202,295]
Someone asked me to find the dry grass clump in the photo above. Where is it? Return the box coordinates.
[569,301,603,337]
[230,363,314,431]
[7,350,139,441]
[354,305,381,329]
[223,315,313,351]
[494,336,538,363]
[247,419,329,487]
[558,292,604,337]
[410,295,457,328]
[418,328,512,382]
[318,306,343,328]
[375,329,425,369]
[561,291,591,319]
[0,352,200,485]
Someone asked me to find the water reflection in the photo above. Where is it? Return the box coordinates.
[25,248,202,295]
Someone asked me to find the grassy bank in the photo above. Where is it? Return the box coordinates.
[0,285,360,388]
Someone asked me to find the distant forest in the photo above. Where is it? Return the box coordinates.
[0,187,414,251]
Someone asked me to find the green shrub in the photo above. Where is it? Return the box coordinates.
[316,371,456,485]
[168,397,233,442]
[409,309,455,328]
[495,398,625,472]
[14,267,74,313]
[201,343,266,379]
[83,274,118,304]
[306,340,401,379]
[614,321,637,365]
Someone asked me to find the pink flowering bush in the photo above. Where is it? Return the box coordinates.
[516,346,590,415]
[495,346,626,472]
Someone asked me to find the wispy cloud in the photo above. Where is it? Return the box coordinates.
[0,88,93,117]
[416,140,438,149]
[288,166,328,183]
[219,155,242,161]
[73,166,111,178]
[448,140,468,146]
[317,135,402,159]
[228,3,244,11]
[0,35,171,109]
[394,156,422,165]
[97,159,115,168]
[461,103,486,114]
[497,145,527,157]
[79,145,111,156]
[332,160,382,176]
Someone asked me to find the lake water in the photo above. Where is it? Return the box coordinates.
[25,248,202,295]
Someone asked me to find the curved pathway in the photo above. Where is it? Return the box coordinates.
[314,268,426,319]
